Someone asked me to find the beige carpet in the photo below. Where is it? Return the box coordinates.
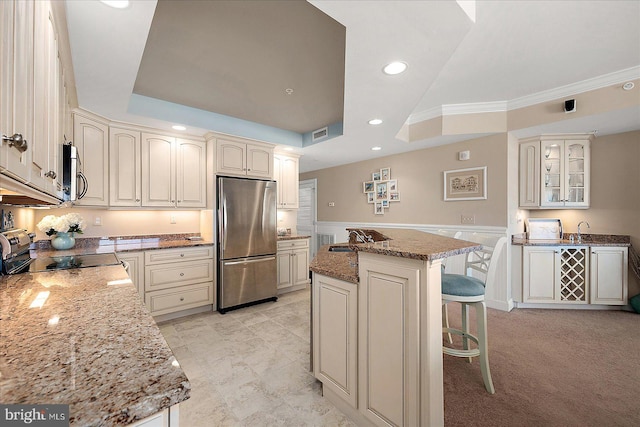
[443,304,640,427]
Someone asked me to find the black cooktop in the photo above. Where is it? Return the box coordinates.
[28,253,121,273]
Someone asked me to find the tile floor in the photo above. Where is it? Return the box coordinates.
[158,288,356,426]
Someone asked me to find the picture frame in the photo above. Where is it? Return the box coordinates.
[389,192,400,202]
[381,200,389,208]
[374,203,384,215]
[375,181,388,201]
[443,166,487,201]
[367,192,375,203]
[363,181,375,193]
[372,172,381,181]
[380,167,391,181]
[387,179,397,192]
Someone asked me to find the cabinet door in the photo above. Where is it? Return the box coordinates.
[110,128,141,206]
[246,142,273,178]
[519,140,539,207]
[277,250,292,290]
[30,0,48,191]
[280,156,299,208]
[292,246,309,286]
[523,246,559,302]
[590,247,628,305]
[563,140,590,208]
[176,138,206,208]
[73,113,109,206]
[540,140,564,208]
[0,0,32,180]
[216,139,246,176]
[273,155,282,206]
[313,274,358,408]
[142,133,175,207]
[117,251,144,298]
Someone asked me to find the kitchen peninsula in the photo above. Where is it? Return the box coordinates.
[310,228,480,426]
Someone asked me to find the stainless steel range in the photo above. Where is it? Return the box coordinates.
[0,228,121,275]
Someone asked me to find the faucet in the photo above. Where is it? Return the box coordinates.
[577,221,590,243]
[349,229,374,243]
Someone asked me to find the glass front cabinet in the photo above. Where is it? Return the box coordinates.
[519,134,592,209]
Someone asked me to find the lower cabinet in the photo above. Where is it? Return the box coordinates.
[116,251,144,296]
[130,404,180,427]
[521,245,628,305]
[312,274,358,408]
[277,238,310,294]
[144,246,215,316]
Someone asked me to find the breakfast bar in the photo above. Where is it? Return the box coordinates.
[310,228,480,426]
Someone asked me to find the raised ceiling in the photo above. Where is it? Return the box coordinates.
[65,1,640,173]
[134,0,345,134]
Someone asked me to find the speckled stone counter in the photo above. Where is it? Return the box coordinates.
[0,266,190,426]
[31,233,214,258]
[511,233,631,247]
[309,228,481,283]
[277,234,310,241]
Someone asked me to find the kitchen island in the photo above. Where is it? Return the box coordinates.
[310,228,480,427]
[0,264,190,426]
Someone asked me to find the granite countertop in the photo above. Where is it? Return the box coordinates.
[309,228,482,284]
[277,234,310,241]
[512,233,631,247]
[0,266,190,426]
[31,233,215,258]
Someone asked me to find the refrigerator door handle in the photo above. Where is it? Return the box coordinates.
[224,256,276,266]
[218,208,224,252]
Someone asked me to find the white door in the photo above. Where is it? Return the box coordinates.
[297,179,317,259]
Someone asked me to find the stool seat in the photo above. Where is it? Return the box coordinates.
[442,273,485,297]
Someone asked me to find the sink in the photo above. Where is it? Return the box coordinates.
[328,246,354,253]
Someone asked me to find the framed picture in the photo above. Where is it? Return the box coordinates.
[380,167,391,181]
[374,203,384,215]
[363,181,375,193]
[389,192,400,202]
[375,181,388,201]
[381,200,389,208]
[387,179,397,192]
[443,166,487,201]
[367,192,375,203]
[372,172,381,181]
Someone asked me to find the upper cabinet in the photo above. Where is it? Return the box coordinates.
[109,127,141,207]
[274,153,299,209]
[73,111,109,206]
[141,133,206,208]
[519,134,592,209]
[214,135,273,179]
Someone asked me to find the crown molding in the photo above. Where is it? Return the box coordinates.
[406,66,640,125]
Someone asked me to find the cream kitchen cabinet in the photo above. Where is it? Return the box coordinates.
[117,251,144,297]
[521,245,628,305]
[144,246,215,316]
[141,133,206,208]
[277,238,310,293]
[73,111,109,206]
[590,246,628,305]
[519,134,592,209]
[274,153,299,209]
[312,273,358,408]
[215,136,273,178]
[110,127,141,207]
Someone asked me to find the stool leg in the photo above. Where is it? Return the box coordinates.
[475,301,495,394]
[442,302,453,344]
[461,303,471,363]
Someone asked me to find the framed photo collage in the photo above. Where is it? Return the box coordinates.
[363,167,400,215]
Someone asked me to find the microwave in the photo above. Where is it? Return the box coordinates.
[62,143,87,202]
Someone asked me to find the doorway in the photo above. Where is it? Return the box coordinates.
[297,179,318,259]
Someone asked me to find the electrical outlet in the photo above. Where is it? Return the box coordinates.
[328,202,335,207]
[461,214,475,224]
[94,216,102,226]
[170,215,176,224]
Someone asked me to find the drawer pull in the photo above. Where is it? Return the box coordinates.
[180,297,185,301]
[180,254,185,257]
[180,272,184,276]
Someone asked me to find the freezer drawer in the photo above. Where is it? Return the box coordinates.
[219,255,277,311]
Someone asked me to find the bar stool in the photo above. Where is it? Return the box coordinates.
[441,234,506,394]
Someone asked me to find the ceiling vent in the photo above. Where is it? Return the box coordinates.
[312,127,328,142]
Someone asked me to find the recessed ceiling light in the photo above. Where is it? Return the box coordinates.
[371,146,382,151]
[172,125,186,131]
[622,82,635,91]
[383,61,407,75]
[285,88,294,95]
[100,0,130,9]
[368,119,383,125]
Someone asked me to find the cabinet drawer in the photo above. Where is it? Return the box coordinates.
[145,259,214,291]
[145,246,214,265]
[146,282,214,316]
[277,239,309,250]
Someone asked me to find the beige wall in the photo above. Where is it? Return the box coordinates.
[529,130,640,296]
[300,133,509,226]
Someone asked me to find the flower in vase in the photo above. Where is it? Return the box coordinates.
[37,213,87,236]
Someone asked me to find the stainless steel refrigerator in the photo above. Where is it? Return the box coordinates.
[217,176,278,313]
